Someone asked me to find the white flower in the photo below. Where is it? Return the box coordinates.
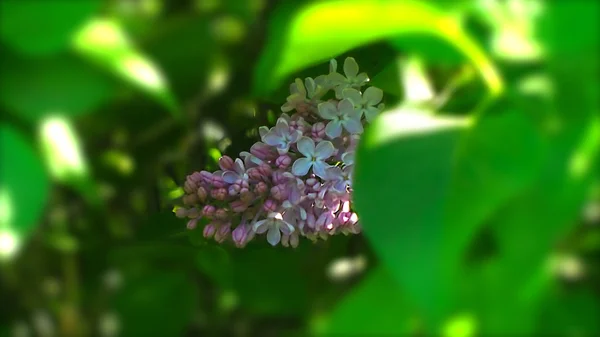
[292,137,334,179]
[342,87,384,123]
[253,212,295,246]
[317,98,363,138]
[328,57,370,98]
[281,78,327,112]
[261,117,302,154]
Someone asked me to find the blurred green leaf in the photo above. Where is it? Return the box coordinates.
[0,52,115,121]
[353,107,470,328]
[253,0,501,98]
[72,19,180,117]
[0,0,100,56]
[113,270,198,337]
[320,267,415,336]
[0,124,49,258]
[536,286,600,337]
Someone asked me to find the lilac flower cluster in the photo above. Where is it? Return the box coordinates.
[176,57,384,247]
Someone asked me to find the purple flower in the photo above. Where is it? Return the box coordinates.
[261,118,302,154]
[223,158,248,184]
[253,212,295,246]
[292,137,334,179]
[325,166,352,193]
[317,99,363,138]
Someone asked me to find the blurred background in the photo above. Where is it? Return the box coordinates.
[0,0,598,336]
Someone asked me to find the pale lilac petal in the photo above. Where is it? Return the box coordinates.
[312,161,331,179]
[334,180,348,192]
[292,158,312,176]
[288,129,302,143]
[344,57,359,78]
[317,101,339,120]
[253,220,268,234]
[258,126,269,138]
[296,137,315,157]
[342,88,363,106]
[275,118,289,134]
[325,120,342,138]
[363,86,383,105]
[338,98,356,114]
[305,77,316,96]
[280,221,294,235]
[314,140,334,160]
[234,158,245,174]
[342,151,355,165]
[343,118,364,134]
[364,106,380,123]
[294,78,307,97]
[328,72,346,84]
[329,59,338,73]
[299,207,307,220]
[347,107,362,120]
[263,131,283,146]
[355,72,369,84]
[281,102,294,113]
[266,227,281,246]
[223,171,239,184]
[325,166,343,181]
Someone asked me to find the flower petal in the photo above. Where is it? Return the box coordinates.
[325,166,343,181]
[312,160,331,179]
[266,226,281,246]
[294,78,307,97]
[342,88,363,106]
[341,151,355,166]
[342,118,364,134]
[262,131,283,146]
[296,136,315,157]
[292,158,312,176]
[363,86,383,105]
[364,106,380,123]
[234,158,245,174]
[328,72,346,85]
[222,171,239,184]
[280,221,294,235]
[344,57,359,78]
[325,120,342,138]
[338,98,357,115]
[305,77,316,96]
[253,220,268,234]
[314,140,334,160]
[329,59,338,73]
[317,101,339,120]
[275,118,289,135]
[355,72,369,85]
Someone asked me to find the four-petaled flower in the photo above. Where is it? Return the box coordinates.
[223,158,248,184]
[342,87,384,123]
[318,98,363,138]
[325,166,353,193]
[292,137,334,179]
[253,212,295,246]
[262,118,302,154]
[328,57,370,98]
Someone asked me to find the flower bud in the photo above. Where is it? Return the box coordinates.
[254,182,268,196]
[211,187,227,201]
[175,208,188,218]
[263,199,278,213]
[200,171,213,184]
[215,208,228,220]
[281,234,290,247]
[272,171,286,185]
[312,122,326,140]
[211,175,226,188]
[271,184,288,201]
[184,180,196,194]
[258,164,272,178]
[183,194,198,206]
[316,211,335,231]
[232,225,248,248]
[231,200,248,213]
[250,142,274,160]
[290,232,299,248]
[247,168,262,181]
[218,155,235,171]
[197,186,208,201]
[203,223,216,238]
[186,207,201,218]
[187,219,198,230]
[190,171,203,184]
[214,224,231,243]
[228,184,241,196]
[276,155,292,169]
[202,205,216,217]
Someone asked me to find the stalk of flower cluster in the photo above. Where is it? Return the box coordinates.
[176,57,384,247]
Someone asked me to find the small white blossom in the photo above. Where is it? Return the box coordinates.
[342,87,384,123]
[318,98,363,138]
[292,137,334,179]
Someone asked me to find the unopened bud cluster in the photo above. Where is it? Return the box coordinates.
[176,57,384,247]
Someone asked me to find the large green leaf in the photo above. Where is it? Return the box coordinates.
[0,51,115,121]
[72,19,180,117]
[319,267,415,336]
[353,107,470,329]
[0,0,100,56]
[253,0,502,98]
[0,125,49,258]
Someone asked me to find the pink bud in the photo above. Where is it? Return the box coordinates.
[175,208,188,218]
[316,211,335,231]
[197,186,207,201]
[290,233,299,248]
[263,199,278,213]
[218,155,235,171]
[276,155,292,169]
[186,207,201,218]
[200,171,213,184]
[187,219,198,230]
[214,224,231,243]
[271,184,288,201]
[258,164,272,178]
[231,200,248,213]
[211,188,227,201]
[202,205,216,217]
[312,122,326,140]
[247,168,263,181]
[182,194,198,206]
[251,142,275,160]
[232,225,248,247]
[211,175,226,188]
[203,223,216,238]
[190,172,203,184]
[184,180,196,194]
[215,208,228,220]
[272,171,286,185]
[254,182,268,196]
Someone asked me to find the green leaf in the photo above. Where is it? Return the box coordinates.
[72,19,180,117]
[536,286,600,336]
[253,0,502,98]
[113,270,198,337]
[0,51,115,121]
[0,124,49,259]
[353,106,471,328]
[0,0,100,56]
[319,267,416,336]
